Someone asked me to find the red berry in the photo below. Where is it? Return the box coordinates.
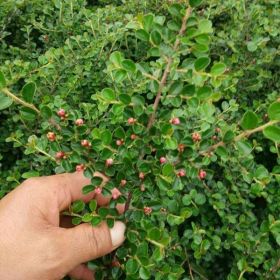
[178,144,185,153]
[160,157,167,164]
[192,132,201,142]
[75,119,84,126]
[144,206,152,215]
[116,139,123,146]
[111,260,121,268]
[81,139,91,147]
[130,134,137,140]
[139,172,145,180]
[199,169,207,180]
[120,179,127,187]
[76,164,85,172]
[47,132,56,142]
[112,188,121,200]
[177,169,186,177]
[94,187,102,195]
[128,117,136,125]
[170,117,180,125]
[55,151,65,160]
[57,109,66,118]
[106,158,114,167]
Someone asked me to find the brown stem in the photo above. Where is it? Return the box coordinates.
[200,120,279,155]
[147,6,192,130]
[2,88,40,114]
[124,191,132,213]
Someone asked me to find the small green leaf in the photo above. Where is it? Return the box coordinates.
[210,63,227,76]
[194,193,206,205]
[198,19,213,34]
[89,200,97,212]
[236,140,253,156]
[101,88,116,101]
[197,86,212,100]
[165,138,178,150]
[40,105,52,119]
[143,14,154,32]
[190,0,203,7]
[101,130,112,145]
[113,69,127,83]
[194,57,211,71]
[114,127,126,139]
[119,94,131,105]
[106,218,115,228]
[126,259,139,275]
[167,214,185,225]
[109,51,123,67]
[0,92,13,110]
[162,163,174,176]
[268,102,280,120]
[20,107,37,121]
[91,216,102,226]
[91,177,103,186]
[139,267,151,280]
[21,82,36,103]
[223,130,235,143]
[263,126,280,142]
[0,71,7,88]
[150,30,162,45]
[82,213,92,222]
[22,171,39,179]
[136,29,150,41]
[168,4,183,18]
[82,185,95,194]
[121,59,136,73]
[72,200,85,213]
[241,111,259,130]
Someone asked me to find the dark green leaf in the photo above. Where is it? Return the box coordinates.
[150,30,161,45]
[91,216,102,226]
[20,107,37,121]
[190,0,203,7]
[126,259,139,275]
[101,88,116,101]
[89,200,97,212]
[0,71,6,88]
[197,86,212,100]
[40,105,52,119]
[241,111,259,130]
[71,200,85,213]
[121,59,136,73]
[82,185,95,195]
[136,29,149,41]
[223,130,235,143]
[119,94,131,105]
[21,82,36,103]
[101,130,112,145]
[143,14,154,32]
[194,57,211,71]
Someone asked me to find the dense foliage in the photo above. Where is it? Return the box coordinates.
[0,0,280,279]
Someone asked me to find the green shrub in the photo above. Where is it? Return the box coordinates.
[0,0,280,279]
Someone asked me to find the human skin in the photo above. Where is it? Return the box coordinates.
[0,172,126,280]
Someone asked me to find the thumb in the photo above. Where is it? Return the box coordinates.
[63,221,126,267]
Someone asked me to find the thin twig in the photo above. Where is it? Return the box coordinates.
[2,88,40,114]
[147,6,192,130]
[200,120,279,155]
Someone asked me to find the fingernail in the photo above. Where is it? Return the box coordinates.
[110,221,126,248]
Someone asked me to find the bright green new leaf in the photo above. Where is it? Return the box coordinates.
[241,111,259,130]
[210,63,227,76]
[268,102,280,120]
[101,88,116,101]
[109,51,123,67]
[263,126,280,142]
[143,14,154,31]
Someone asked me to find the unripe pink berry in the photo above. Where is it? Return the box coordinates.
[215,127,221,133]
[116,139,123,146]
[199,169,207,180]
[120,179,127,187]
[160,157,167,164]
[130,134,137,140]
[144,206,152,215]
[76,164,85,172]
[192,132,201,142]
[94,187,102,195]
[140,184,145,192]
[47,132,56,142]
[170,117,180,125]
[212,135,218,141]
[128,117,136,125]
[75,119,84,126]
[81,139,91,147]
[55,151,65,160]
[139,172,145,180]
[57,109,66,117]
[106,158,114,167]
[177,169,186,177]
[112,187,121,200]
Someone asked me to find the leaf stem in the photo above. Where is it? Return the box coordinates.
[2,88,40,114]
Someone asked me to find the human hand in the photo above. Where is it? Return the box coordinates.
[0,172,126,280]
